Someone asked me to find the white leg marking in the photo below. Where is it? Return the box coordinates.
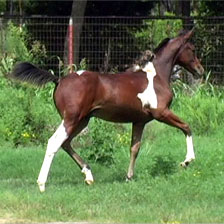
[182,135,195,166]
[76,70,86,76]
[82,166,94,185]
[137,62,158,109]
[37,120,68,192]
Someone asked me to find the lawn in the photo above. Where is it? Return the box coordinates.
[0,122,224,223]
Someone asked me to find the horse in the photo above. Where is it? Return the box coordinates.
[10,29,204,192]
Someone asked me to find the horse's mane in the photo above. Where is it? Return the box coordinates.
[153,30,190,54]
[153,38,170,54]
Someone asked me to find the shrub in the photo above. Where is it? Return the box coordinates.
[131,12,183,51]
[77,118,131,166]
[172,79,224,135]
[0,22,55,145]
[0,87,29,145]
[0,22,47,64]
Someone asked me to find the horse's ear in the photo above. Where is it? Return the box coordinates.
[183,28,194,41]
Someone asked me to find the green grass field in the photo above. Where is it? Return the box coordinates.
[0,121,224,223]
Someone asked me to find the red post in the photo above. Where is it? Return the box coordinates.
[68,17,74,73]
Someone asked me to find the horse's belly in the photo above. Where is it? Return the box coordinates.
[91,106,151,123]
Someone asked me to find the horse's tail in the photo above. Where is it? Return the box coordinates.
[10,62,59,86]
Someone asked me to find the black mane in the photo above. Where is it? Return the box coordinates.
[153,30,190,54]
[153,38,170,54]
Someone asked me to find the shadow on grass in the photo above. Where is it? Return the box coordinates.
[150,155,177,177]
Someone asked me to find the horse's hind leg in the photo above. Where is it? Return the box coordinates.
[62,141,94,185]
[62,118,94,185]
[37,120,68,192]
[127,122,145,180]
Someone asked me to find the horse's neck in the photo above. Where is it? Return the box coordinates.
[154,45,181,84]
[153,57,174,84]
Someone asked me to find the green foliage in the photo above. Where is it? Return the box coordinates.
[56,57,88,77]
[0,22,57,146]
[2,22,31,61]
[193,1,224,17]
[0,87,27,145]
[172,78,224,135]
[0,55,15,78]
[0,22,47,64]
[194,22,221,60]
[0,0,6,13]
[0,83,59,145]
[132,12,183,51]
[77,118,131,166]
[150,154,177,177]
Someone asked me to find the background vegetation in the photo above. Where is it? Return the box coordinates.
[0,1,224,223]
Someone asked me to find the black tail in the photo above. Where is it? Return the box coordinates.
[10,62,59,86]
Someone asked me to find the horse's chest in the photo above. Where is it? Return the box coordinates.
[137,63,158,109]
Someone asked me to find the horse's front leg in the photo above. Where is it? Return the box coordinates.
[127,122,145,180]
[153,108,195,167]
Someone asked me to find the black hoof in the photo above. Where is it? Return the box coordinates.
[180,161,190,167]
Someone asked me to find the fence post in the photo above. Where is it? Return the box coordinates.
[68,17,74,73]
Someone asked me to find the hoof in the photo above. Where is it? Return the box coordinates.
[82,166,94,185]
[37,181,45,193]
[180,158,194,168]
[85,179,94,185]
[180,161,188,168]
[126,176,133,182]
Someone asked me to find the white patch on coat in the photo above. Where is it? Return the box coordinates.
[132,64,141,71]
[184,135,195,163]
[37,120,68,192]
[77,70,86,76]
[137,62,157,109]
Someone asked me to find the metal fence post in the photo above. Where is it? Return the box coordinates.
[68,17,74,73]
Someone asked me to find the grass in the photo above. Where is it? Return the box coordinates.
[0,121,224,223]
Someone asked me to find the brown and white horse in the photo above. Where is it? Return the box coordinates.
[10,30,204,192]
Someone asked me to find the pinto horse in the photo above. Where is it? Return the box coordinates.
[10,29,204,192]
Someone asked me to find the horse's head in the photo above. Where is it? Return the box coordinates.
[153,29,204,79]
[175,30,204,77]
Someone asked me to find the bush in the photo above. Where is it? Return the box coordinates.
[0,22,56,146]
[77,118,131,166]
[0,22,47,64]
[29,84,60,144]
[131,12,183,51]
[0,87,28,145]
[172,79,224,135]
[0,82,59,145]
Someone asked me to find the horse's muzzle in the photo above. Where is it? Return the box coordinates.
[195,64,204,77]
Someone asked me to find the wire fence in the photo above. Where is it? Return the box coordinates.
[0,15,224,82]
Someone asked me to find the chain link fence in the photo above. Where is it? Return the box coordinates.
[0,15,224,82]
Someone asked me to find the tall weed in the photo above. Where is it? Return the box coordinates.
[172,79,224,135]
[0,22,47,63]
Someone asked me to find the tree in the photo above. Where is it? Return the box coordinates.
[70,0,87,65]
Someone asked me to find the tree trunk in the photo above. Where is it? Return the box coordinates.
[180,0,193,29]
